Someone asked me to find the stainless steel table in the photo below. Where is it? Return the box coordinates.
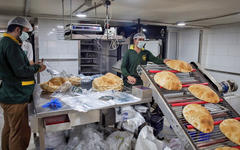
[31,85,151,150]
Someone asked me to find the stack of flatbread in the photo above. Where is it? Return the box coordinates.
[40,77,67,92]
[219,119,240,145]
[154,71,182,90]
[68,76,81,86]
[165,60,193,72]
[188,84,220,103]
[183,104,214,133]
[215,147,239,150]
[92,73,123,91]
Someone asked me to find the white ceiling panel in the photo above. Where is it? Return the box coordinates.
[0,0,240,27]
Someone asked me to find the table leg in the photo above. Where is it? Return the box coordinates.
[38,118,45,150]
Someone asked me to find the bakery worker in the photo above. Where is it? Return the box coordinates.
[20,31,34,65]
[0,16,46,150]
[121,33,169,87]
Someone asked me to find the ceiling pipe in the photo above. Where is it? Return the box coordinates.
[183,11,240,23]
[81,0,114,14]
[72,2,86,14]
[24,0,31,16]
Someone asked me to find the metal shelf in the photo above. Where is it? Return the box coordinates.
[80,63,99,66]
[81,51,98,53]
[80,58,97,60]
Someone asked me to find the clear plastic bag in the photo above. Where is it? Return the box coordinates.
[50,81,72,98]
[122,111,145,133]
[106,131,134,150]
[45,131,66,149]
[73,125,107,150]
[44,61,60,77]
[135,126,165,150]
[164,138,185,150]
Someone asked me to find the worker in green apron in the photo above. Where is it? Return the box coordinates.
[0,16,46,150]
[121,33,169,88]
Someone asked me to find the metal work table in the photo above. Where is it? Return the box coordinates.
[31,85,151,150]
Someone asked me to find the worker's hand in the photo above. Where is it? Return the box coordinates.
[38,64,46,72]
[36,59,44,65]
[127,76,136,85]
[164,59,171,63]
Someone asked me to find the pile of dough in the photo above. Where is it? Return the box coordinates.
[154,71,182,90]
[188,84,220,103]
[183,104,214,133]
[165,60,193,72]
[92,73,123,91]
[219,119,240,145]
[40,77,67,92]
[215,147,238,150]
[68,76,81,86]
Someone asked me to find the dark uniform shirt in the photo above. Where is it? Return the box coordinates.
[121,45,163,87]
[0,33,40,104]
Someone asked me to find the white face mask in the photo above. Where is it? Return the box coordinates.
[137,41,146,49]
[20,31,29,42]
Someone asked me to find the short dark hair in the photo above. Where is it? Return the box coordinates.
[7,24,23,33]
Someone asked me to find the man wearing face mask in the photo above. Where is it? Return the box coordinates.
[121,33,169,88]
[20,31,34,65]
[0,16,46,150]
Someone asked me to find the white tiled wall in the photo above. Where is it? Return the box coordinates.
[38,19,78,59]
[201,23,240,73]
[201,23,240,94]
[178,29,200,62]
[38,19,79,82]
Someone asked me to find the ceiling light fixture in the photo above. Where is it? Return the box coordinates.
[177,22,186,27]
[57,25,64,29]
[76,13,87,18]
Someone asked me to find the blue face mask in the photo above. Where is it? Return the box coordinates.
[20,31,29,42]
[137,41,146,49]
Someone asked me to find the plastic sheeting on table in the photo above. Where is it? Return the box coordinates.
[60,90,141,112]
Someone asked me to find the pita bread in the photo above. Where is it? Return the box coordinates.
[154,71,182,90]
[183,104,214,133]
[165,60,193,72]
[68,76,81,86]
[215,147,238,150]
[188,84,220,103]
[219,119,240,145]
[92,73,123,91]
[40,77,67,92]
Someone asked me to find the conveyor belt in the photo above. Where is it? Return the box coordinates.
[138,62,240,150]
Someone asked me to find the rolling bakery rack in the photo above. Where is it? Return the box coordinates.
[138,62,240,150]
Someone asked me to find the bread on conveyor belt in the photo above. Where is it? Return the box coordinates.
[92,73,123,91]
[183,104,214,133]
[40,77,67,92]
[219,119,240,145]
[154,71,182,90]
[165,59,193,72]
[188,84,220,103]
[215,146,239,150]
[68,76,81,86]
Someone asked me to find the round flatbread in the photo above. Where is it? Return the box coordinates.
[92,73,123,91]
[68,76,81,86]
[154,71,182,90]
[183,104,214,133]
[188,84,220,103]
[40,77,67,92]
[215,146,239,150]
[219,119,240,145]
[165,60,193,72]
